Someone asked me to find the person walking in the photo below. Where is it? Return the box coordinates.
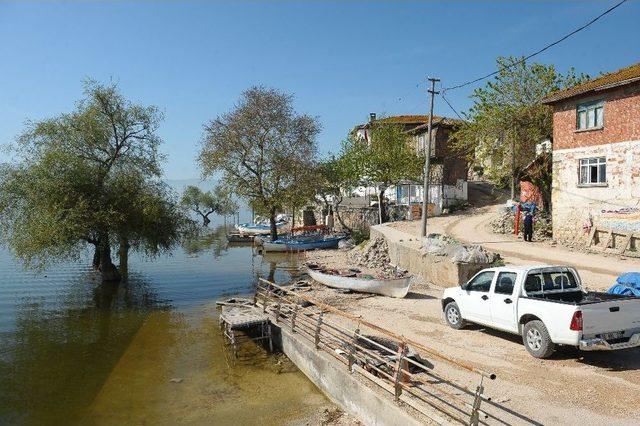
[523,211,534,242]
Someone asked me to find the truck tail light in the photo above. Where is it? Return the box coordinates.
[570,311,583,331]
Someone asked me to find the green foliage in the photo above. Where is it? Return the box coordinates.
[198,86,320,238]
[0,80,190,278]
[452,57,588,198]
[342,122,423,189]
[339,121,423,222]
[180,184,239,226]
[351,227,370,246]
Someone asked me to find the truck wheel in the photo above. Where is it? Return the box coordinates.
[444,302,465,330]
[522,320,555,358]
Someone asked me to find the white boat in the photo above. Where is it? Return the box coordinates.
[235,220,287,235]
[306,267,412,298]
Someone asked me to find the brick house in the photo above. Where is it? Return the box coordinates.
[542,62,640,245]
[354,114,468,215]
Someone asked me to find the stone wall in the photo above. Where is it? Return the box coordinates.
[552,140,640,244]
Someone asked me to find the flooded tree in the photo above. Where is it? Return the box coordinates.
[198,87,320,240]
[180,184,238,227]
[0,80,190,282]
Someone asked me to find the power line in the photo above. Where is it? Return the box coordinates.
[443,0,628,92]
[441,92,463,120]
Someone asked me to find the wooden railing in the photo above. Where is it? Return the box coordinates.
[255,278,542,426]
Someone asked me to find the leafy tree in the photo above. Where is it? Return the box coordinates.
[180,185,218,227]
[452,56,588,204]
[180,185,239,227]
[198,86,320,239]
[315,155,359,232]
[212,185,239,226]
[0,80,189,281]
[340,121,423,223]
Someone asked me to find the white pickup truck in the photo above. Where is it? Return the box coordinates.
[441,265,640,358]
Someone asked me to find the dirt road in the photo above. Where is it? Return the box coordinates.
[389,201,640,291]
[304,249,640,426]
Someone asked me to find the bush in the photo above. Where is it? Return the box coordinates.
[351,226,370,245]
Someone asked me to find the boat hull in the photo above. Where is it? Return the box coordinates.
[235,222,287,235]
[261,237,343,252]
[307,269,412,298]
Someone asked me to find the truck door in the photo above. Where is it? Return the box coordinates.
[461,271,495,324]
[489,271,519,332]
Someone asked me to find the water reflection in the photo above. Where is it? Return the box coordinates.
[0,227,314,425]
[0,274,169,425]
[181,225,231,259]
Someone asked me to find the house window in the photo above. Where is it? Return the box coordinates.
[579,157,606,185]
[576,100,604,130]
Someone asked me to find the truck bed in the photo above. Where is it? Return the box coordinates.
[525,291,633,305]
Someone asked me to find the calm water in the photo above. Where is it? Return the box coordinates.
[0,226,323,425]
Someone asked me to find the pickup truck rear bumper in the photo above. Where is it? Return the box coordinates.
[579,333,640,351]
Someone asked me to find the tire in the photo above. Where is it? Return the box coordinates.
[444,302,465,330]
[522,320,555,358]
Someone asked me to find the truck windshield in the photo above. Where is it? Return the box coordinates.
[524,271,578,293]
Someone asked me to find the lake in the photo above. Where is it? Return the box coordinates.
[0,225,328,425]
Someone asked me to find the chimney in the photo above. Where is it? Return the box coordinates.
[369,112,376,122]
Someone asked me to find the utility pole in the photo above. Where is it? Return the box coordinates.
[420,77,439,238]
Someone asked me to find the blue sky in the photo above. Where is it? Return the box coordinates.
[1,1,638,180]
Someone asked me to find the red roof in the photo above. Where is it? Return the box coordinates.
[542,61,640,104]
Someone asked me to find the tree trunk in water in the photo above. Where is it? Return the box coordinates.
[118,237,130,281]
[269,206,278,241]
[92,244,101,269]
[98,234,121,282]
[203,215,210,227]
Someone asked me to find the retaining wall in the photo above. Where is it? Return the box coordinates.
[370,225,491,287]
[274,326,424,426]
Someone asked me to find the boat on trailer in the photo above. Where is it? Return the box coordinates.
[306,265,412,298]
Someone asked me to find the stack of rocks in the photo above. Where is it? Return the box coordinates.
[348,237,391,270]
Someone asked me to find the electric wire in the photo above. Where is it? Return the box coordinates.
[442,0,628,92]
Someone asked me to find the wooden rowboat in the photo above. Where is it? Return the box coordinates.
[306,267,412,298]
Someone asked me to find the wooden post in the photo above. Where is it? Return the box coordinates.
[314,312,324,349]
[470,375,485,426]
[393,341,408,400]
[263,283,272,313]
[291,304,299,333]
[275,300,281,323]
[348,328,360,372]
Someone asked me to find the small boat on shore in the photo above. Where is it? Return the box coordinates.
[306,265,412,298]
[262,235,345,252]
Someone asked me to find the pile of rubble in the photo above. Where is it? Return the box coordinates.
[422,233,501,265]
[490,207,553,240]
[348,237,391,270]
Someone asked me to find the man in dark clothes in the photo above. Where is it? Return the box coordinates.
[523,212,534,242]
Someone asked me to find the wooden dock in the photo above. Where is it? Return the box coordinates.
[219,304,273,356]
